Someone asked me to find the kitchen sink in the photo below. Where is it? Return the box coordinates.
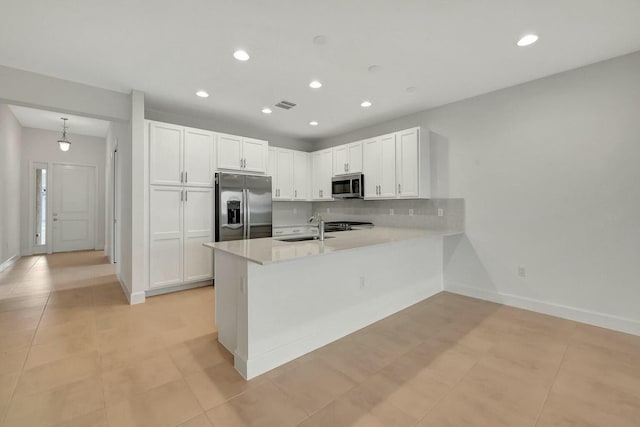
[277,236,335,242]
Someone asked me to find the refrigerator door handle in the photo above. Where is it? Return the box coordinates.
[246,189,251,239]
[242,189,247,239]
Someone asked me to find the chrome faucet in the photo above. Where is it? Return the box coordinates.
[309,214,325,241]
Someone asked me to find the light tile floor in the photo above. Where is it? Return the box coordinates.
[1,251,639,426]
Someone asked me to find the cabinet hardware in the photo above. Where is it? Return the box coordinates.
[294,190,297,198]
[398,183,401,194]
[185,171,188,183]
[347,163,350,172]
[185,190,188,202]
[344,163,347,172]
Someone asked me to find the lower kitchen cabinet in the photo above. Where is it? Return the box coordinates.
[149,186,213,289]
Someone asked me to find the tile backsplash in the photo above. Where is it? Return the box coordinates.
[273,201,313,226]
[310,198,465,231]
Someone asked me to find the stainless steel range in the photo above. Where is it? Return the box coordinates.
[324,221,374,232]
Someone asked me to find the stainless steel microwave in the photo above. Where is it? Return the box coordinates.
[331,173,364,199]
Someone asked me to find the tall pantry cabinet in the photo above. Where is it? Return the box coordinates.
[148,121,214,289]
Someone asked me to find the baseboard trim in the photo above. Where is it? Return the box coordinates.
[0,254,20,272]
[145,280,213,298]
[116,272,146,305]
[445,280,640,336]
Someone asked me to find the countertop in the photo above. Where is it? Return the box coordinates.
[204,227,463,265]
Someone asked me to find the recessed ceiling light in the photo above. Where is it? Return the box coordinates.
[195,90,209,98]
[309,121,319,126]
[309,80,322,89]
[406,86,417,93]
[261,107,272,114]
[233,50,250,61]
[360,100,372,108]
[517,34,538,47]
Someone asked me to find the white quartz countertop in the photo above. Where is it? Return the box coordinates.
[204,227,463,265]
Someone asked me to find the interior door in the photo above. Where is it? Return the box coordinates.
[149,186,183,288]
[51,164,96,252]
[184,187,213,282]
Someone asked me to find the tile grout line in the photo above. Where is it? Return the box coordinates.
[532,329,574,427]
[0,286,52,427]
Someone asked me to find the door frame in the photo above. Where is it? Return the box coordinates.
[111,146,118,263]
[28,161,50,255]
[49,161,99,254]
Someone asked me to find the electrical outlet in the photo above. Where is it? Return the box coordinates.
[409,209,414,216]
[390,208,394,215]
[518,266,526,277]
[360,276,365,289]
[437,208,444,217]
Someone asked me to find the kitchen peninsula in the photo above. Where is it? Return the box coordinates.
[204,227,462,379]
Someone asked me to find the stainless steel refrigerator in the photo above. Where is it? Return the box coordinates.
[215,173,272,242]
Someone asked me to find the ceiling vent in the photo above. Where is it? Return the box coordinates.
[275,100,296,110]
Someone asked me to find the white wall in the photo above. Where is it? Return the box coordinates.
[315,51,640,334]
[19,128,106,254]
[0,104,22,267]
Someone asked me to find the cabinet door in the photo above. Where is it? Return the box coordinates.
[217,133,243,170]
[268,147,278,197]
[311,151,323,199]
[276,149,293,200]
[362,138,379,198]
[183,187,213,283]
[184,128,214,187]
[347,141,363,173]
[332,145,349,175]
[293,151,309,200]
[149,186,183,288]
[149,122,183,186]
[320,149,334,199]
[379,134,397,198]
[242,137,268,173]
[396,128,419,197]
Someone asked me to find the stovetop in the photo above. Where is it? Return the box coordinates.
[324,221,374,232]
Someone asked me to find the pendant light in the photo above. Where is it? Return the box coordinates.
[57,117,71,152]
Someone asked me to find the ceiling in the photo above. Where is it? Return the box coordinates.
[8,105,110,138]
[1,1,640,141]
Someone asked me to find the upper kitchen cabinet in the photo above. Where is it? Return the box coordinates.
[149,121,215,187]
[292,151,310,200]
[268,147,294,200]
[149,121,183,186]
[361,127,429,199]
[217,133,268,173]
[311,148,333,200]
[332,141,362,175]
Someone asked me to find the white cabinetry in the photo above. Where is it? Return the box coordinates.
[292,151,310,200]
[149,122,214,187]
[332,141,362,175]
[311,148,333,200]
[268,147,293,200]
[149,186,213,289]
[361,127,429,199]
[217,134,268,173]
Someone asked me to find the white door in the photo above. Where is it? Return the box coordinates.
[379,134,397,198]
[333,145,349,175]
[217,133,243,171]
[184,128,215,187]
[347,142,363,174]
[183,187,213,283]
[149,122,183,186]
[242,137,268,173]
[396,128,419,197]
[293,151,309,200]
[276,149,293,199]
[149,186,183,288]
[362,138,379,198]
[51,164,96,252]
